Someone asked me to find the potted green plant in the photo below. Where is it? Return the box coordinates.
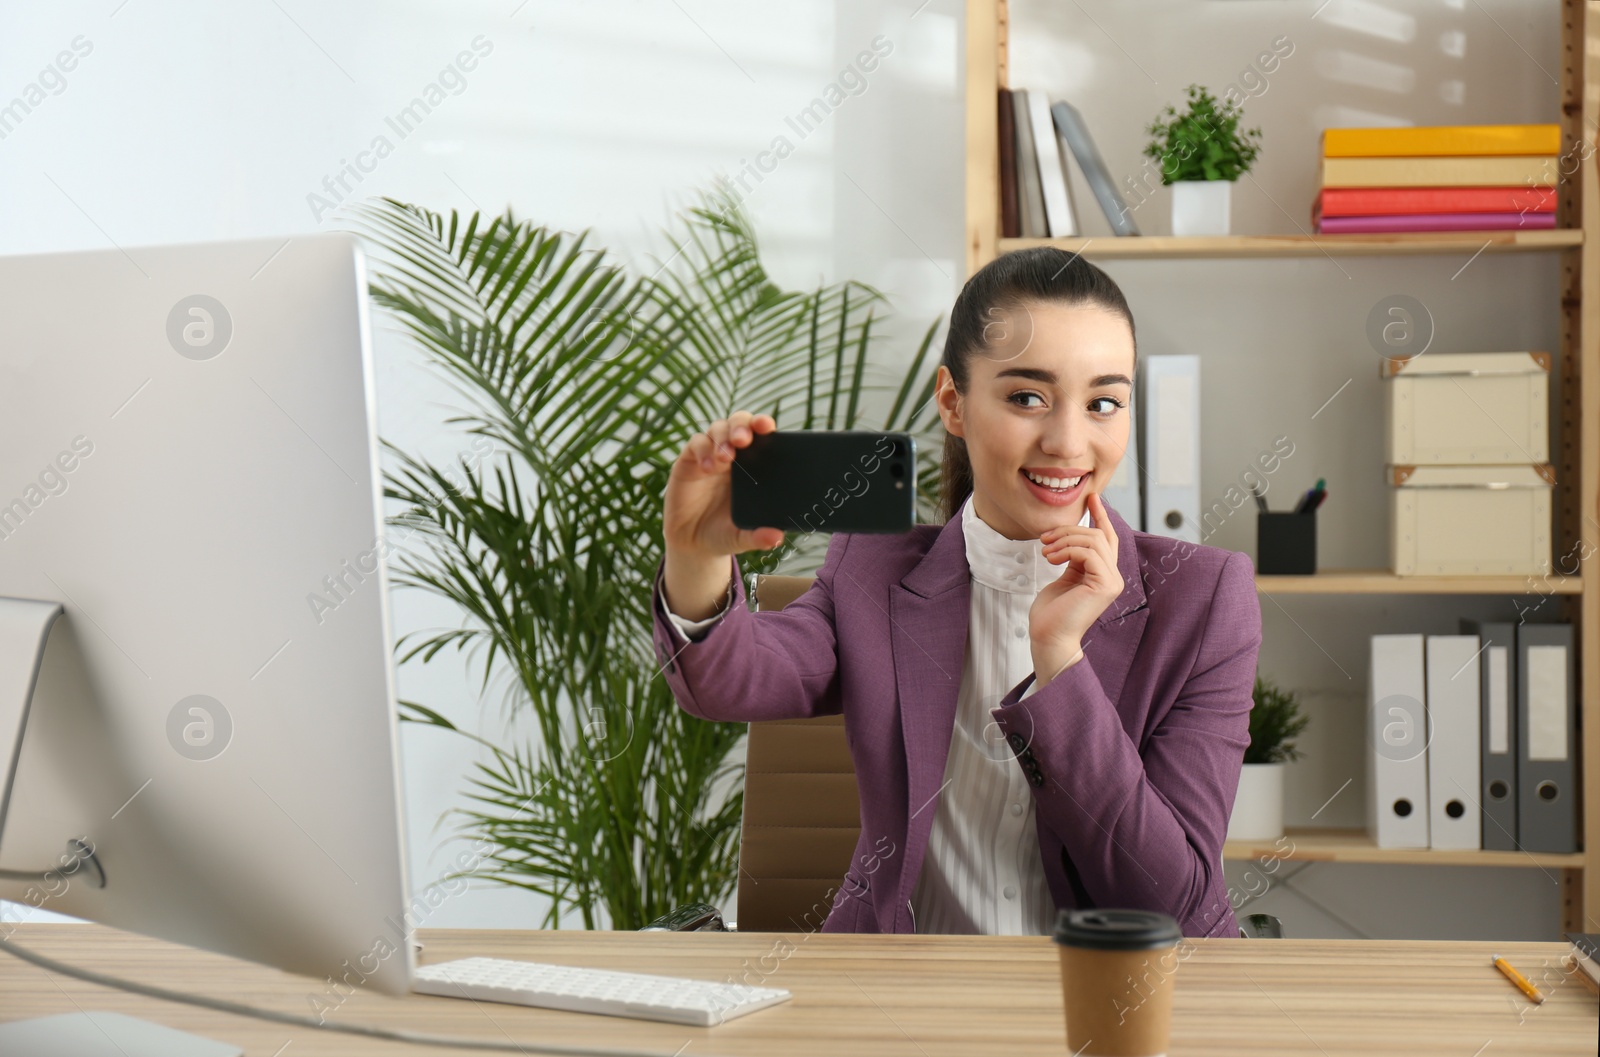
[352,185,946,929]
[1143,83,1263,236]
[1227,674,1309,841]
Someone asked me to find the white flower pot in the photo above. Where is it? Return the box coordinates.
[1227,762,1285,841]
[1170,179,1233,236]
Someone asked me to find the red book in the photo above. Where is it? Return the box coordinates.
[1317,212,1557,234]
[1316,186,1555,218]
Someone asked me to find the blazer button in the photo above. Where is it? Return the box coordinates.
[1007,732,1026,753]
[1029,770,1045,787]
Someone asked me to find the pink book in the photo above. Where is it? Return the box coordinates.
[1317,211,1556,233]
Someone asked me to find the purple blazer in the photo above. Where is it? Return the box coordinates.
[649,496,1261,939]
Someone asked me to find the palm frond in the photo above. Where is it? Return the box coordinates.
[357,183,947,927]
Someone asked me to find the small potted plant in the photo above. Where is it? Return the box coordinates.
[1144,84,1263,236]
[1227,674,1308,842]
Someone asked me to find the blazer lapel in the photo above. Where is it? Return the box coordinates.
[891,513,970,843]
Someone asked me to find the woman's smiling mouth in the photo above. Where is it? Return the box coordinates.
[1020,467,1090,505]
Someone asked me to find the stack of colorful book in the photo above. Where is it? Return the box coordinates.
[1313,124,1560,234]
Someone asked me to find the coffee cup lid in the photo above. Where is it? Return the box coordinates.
[1052,908,1182,950]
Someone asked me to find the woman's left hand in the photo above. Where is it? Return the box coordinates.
[1029,491,1124,690]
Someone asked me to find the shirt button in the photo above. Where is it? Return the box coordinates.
[1014,625,1027,639]
[1003,885,1017,900]
[1010,802,1023,817]
[1014,553,1025,564]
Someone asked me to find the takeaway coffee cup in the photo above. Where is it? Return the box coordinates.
[1053,908,1183,1057]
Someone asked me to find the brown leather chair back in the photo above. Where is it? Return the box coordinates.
[734,574,862,932]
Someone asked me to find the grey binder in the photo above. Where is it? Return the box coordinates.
[1460,619,1518,850]
[1516,622,1577,853]
[1051,100,1141,236]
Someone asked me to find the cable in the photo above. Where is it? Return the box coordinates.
[0,869,54,882]
[0,934,716,1057]
[0,839,105,887]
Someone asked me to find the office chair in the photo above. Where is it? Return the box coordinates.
[657,573,862,934]
[642,573,1284,940]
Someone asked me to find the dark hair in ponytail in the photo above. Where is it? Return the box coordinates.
[937,247,1137,523]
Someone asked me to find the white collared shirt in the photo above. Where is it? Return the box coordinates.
[657,493,1093,936]
[907,493,1091,935]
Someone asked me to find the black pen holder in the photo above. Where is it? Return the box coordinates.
[1257,511,1317,575]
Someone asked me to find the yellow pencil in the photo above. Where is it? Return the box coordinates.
[1493,954,1545,1004]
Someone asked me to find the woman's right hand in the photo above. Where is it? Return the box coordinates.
[663,410,786,561]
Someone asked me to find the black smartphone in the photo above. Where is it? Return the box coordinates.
[731,430,917,534]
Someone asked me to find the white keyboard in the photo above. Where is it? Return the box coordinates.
[412,956,791,1027]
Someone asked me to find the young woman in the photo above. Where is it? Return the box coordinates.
[652,247,1261,940]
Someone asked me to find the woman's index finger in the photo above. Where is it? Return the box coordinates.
[1095,493,1117,558]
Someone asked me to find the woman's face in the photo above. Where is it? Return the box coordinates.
[935,299,1135,542]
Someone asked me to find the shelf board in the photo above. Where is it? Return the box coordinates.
[1224,827,1585,869]
[1254,569,1581,595]
[999,229,1583,260]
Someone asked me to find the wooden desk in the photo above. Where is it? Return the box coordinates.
[0,923,1593,1055]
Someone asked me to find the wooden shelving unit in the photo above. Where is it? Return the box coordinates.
[966,0,1598,934]
[999,229,1582,260]
[1224,828,1587,870]
[1255,570,1583,595]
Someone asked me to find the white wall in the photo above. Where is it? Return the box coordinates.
[0,0,1571,940]
[0,0,962,932]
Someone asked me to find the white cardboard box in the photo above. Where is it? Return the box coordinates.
[1383,351,1550,464]
[1390,463,1553,576]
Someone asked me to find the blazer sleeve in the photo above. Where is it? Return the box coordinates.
[989,549,1261,939]
[661,575,737,644]
[649,532,852,723]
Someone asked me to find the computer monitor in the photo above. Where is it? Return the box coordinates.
[0,233,415,1000]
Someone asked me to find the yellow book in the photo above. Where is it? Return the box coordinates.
[1323,124,1561,157]
[1321,155,1559,188]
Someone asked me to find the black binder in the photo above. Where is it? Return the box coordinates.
[1460,619,1518,851]
[1516,622,1578,854]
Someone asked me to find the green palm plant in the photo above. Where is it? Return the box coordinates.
[352,185,945,929]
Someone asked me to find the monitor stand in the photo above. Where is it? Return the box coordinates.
[0,1011,241,1056]
[0,598,104,887]
[1,602,237,1054]
[0,598,60,840]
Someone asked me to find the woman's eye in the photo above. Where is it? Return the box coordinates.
[1089,396,1125,415]
[1009,392,1125,413]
